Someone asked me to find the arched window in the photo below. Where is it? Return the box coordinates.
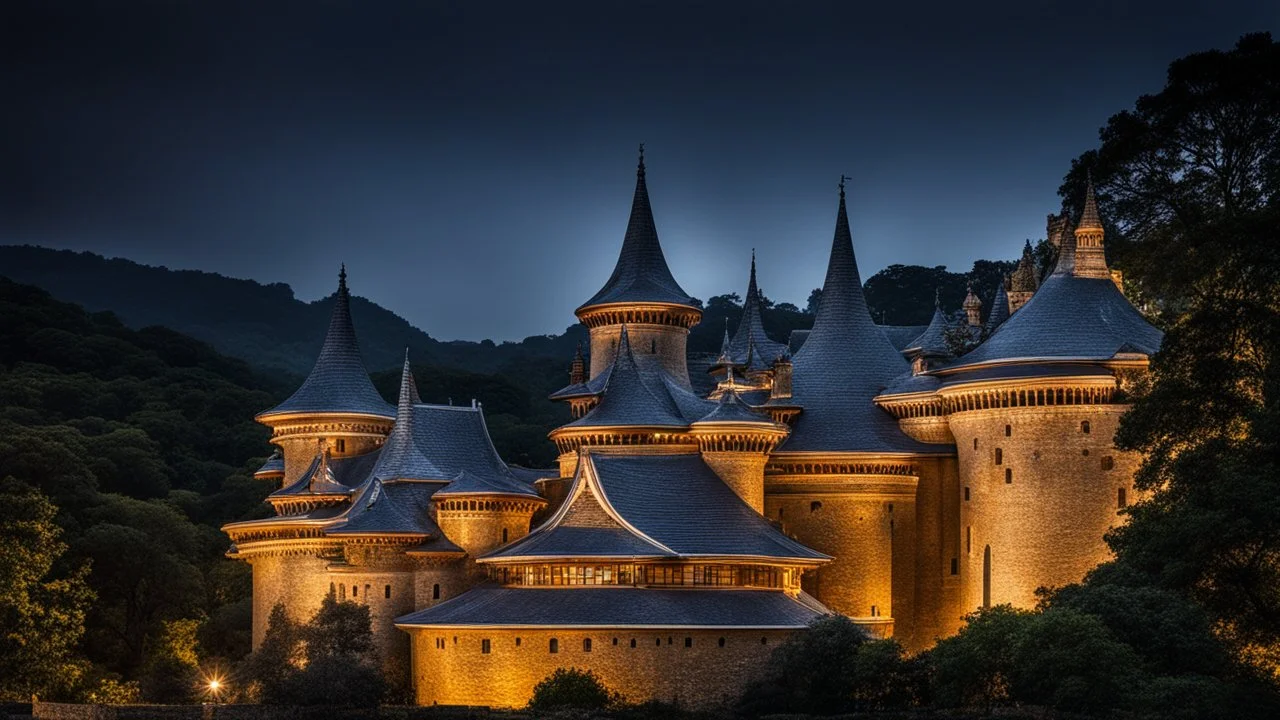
[329,582,336,597]
[1081,420,1091,434]
[612,637,618,646]
[983,545,992,608]
[432,583,441,600]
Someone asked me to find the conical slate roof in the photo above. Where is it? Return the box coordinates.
[1078,174,1103,230]
[578,149,698,312]
[254,449,285,479]
[694,389,780,426]
[434,469,543,499]
[565,327,688,429]
[729,252,789,365]
[985,284,1010,333]
[903,297,952,358]
[327,479,440,537]
[369,352,446,483]
[784,184,934,453]
[258,267,394,420]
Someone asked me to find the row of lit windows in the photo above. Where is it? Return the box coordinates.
[489,563,785,589]
[429,634,770,654]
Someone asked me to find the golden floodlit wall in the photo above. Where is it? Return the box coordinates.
[765,468,918,636]
[906,456,965,648]
[270,420,390,487]
[406,627,794,709]
[950,404,1140,611]
[248,551,336,647]
[587,322,691,385]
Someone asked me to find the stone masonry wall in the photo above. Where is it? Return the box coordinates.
[951,405,1140,611]
[588,323,690,386]
[407,627,794,709]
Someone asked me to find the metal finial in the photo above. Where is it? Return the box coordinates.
[638,143,645,167]
[839,174,850,197]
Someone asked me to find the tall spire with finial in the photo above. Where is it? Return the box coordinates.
[729,249,788,366]
[1072,171,1110,279]
[784,176,924,453]
[258,266,394,420]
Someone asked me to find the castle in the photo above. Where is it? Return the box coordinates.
[223,150,1163,708]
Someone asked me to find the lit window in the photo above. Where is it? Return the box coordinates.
[481,639,491,654]
[549,638,559,654]
[584,638,592,652]
[1005,468,1013,484]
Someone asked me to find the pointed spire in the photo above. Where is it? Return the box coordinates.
[569,342,586,385]
[398,350,420,421]
[985,284,1010,333]
[1078,171,1102,230]
[577,148,697,312]
[258,266,394,420]
[729,250,788,366]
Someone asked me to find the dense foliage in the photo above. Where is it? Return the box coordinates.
[528,667,621,712]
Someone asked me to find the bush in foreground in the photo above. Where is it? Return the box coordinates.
[529,667,621,712]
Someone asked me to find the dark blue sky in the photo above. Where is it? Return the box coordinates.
[5,1,1275,341]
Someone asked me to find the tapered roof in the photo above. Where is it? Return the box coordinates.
[564,327,689,429]
[369,352,445,483]
[253,449,285,479]
[902,296,952,359]
[985,284,1010,332]
[327,479,441,537]
[783,184,936,453]
[578,148,698,312]
[258,267,394,421]
[728,252,789,366]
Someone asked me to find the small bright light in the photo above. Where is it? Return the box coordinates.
[208,680,221,691]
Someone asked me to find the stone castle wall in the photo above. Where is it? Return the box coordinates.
[700,452,767,512]
[907,456,964,648]
[950,405,1140,610]
[249,553,335,647]
[407,627,794,709]
[588,323,689,385]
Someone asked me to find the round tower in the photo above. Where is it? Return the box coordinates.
[255,266,394,485]
[433,472,547,557]
[575,146,702,386]
[689,389,789,513]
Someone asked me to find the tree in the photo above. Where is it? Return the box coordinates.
[242,603,302,703]
[927,605,1030,710]
[0,478,94,701]
[1074,32,1280,678]
[528,667,620,712]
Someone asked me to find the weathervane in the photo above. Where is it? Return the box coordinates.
[839,174,850,197]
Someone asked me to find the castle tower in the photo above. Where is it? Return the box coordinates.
[1007,241,1040,313]
[255,266,394,485]
[689,390,789,513]
[929,180,1163,612]
[765,179,941,640]
[575,147,702,386]
[433,471,547,558]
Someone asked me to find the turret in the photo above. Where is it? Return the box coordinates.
[1007,241,1039,313]
[962,285,982,327]
[690,391,788,512]
[433,471,547,557]
[1072,173,1110,279]
[568,343,586,386]
[575,146,702,387]
[256,266,394,485]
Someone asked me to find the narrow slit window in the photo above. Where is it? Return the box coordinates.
[385,585,391,599]
[1081,420,1091,434]
[481,639,491,654]
[950,558,958,575]
[1005,468,1013,484]
[966,526,972,554]
[973,438,979,450]
[432,583,441,600]
[1118,487,1127,509]
[549,638,559,654]
[1005,424,1012,437]
[502,528,508,543]
[583,638,592,652]
[995,448,1003,465]
[964,486,970,501]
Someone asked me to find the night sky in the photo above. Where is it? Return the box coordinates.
[5,1,1275,341]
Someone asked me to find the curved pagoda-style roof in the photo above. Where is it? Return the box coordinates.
[434,469,543,500]
[693,389,780,427]
[271,449,377,498]
[902,299,952,359]
[782,185,938,454]
[254,449,285,479]
[577,149,699,313]
[258,267,394,421]
[488,452,828,562]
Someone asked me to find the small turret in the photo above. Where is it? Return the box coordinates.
[690,391,789,512]
[962,285,983,327]
[568,343,586,386]
[433,470,547,557]
[1072,173,1110,279]
[1008,241,1040,313]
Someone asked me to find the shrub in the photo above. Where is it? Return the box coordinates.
[528,667,620,712]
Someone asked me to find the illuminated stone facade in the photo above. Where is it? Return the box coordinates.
[227,160,1160,708]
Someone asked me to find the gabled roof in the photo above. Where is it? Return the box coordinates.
[564,328,688,430]
[728,252,789,366]
[578,149,698,312]
[489,453,828,562]
[395,586,828,629]
[258,267,394,421]
[435,469,543,500]
[783,185,936,454]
